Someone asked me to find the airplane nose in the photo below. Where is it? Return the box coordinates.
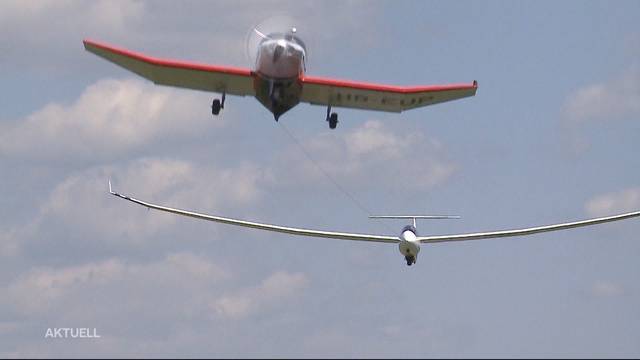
[273,45,284,62]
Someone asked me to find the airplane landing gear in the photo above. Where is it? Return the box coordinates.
[405,255,416,266]
[326,105,338,129]
[211,93,226,116]
[329,113,338,129]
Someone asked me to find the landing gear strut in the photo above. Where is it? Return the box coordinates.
[326,105,338,129]
[211,92,226,116]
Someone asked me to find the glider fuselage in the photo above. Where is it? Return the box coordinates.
[253,32,307,120]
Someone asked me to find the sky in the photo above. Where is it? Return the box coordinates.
[1,0,639,357]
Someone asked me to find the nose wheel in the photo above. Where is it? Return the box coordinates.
[326,106,338,129]
[211,93,226,116]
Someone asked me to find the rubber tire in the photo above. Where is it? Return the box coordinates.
[212,99,221,115]
[329,112,338,129]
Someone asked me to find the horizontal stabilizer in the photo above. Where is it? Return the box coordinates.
[369,215,461,220]
[369,215,460,227]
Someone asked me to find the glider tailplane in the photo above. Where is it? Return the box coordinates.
[369,215,460,227]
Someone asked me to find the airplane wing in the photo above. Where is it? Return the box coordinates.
[107,183,638,246]
[300,76,478,113]
[83,39,255,96]
[419,211,640,243]
[108,182,399,244]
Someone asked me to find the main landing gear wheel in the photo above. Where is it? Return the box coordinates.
[211,99,221,115]
[326,105,338,129]
[211,93,226,116]
[328,113,338,129]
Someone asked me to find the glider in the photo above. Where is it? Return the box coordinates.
[109,181,640,266]
[83,28,478,129]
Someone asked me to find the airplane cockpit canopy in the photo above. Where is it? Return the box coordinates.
[255,31,307,77]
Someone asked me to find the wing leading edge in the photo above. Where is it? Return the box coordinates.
[83,39,255,96]
[300,76,478,113]
[108,182,399,244]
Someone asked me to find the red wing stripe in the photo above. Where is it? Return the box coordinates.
[301,76,478,94]
[83,39,253,77]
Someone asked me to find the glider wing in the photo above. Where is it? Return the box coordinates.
[108,182,399,244]
[418,211,640,243]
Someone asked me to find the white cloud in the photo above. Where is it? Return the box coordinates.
[563,66,640,124]
[1,256,308,354]
[0,223,39,258]
[2,252,230,316]
[346,120,411,159]
[0,229,20,258]
[591,280,625,298]
[1,1,382,71]
[0,0,146,72]
[213,271,309,319]
[277,120,455,190]
[0,79,217,161]
[6,258,126,315]
[0,156,267,257]
[585,187,640,217]
[0,0,144,32]
[37,157,266,242]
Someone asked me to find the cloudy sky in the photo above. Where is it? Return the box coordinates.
[1,0,639,357]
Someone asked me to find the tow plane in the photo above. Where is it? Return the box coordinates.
[108,181,640,266]
[83,28,478,129]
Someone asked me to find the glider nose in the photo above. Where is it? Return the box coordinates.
[398,237,420,266]
[398,227,420,258]
[401,228,418,242]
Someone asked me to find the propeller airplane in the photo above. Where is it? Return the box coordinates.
[84,27,477,129]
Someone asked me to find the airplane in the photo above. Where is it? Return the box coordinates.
[108,181,640,266]
[83,28,478,129]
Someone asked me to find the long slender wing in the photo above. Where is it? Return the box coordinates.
[300,76,477,113]
[83,39,255,96]
[419,211,640,243]
[108,182,398,244]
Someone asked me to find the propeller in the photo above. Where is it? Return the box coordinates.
[253,28,269,40]
[243,15,305,67]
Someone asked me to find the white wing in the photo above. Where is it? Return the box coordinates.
[300,76,477,113]
[419,211,640,243]
[108,183,398,244]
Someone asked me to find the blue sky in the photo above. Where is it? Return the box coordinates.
[1,0,639,357]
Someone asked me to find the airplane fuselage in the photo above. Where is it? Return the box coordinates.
[253,32,307,120]
[399,225,421,265]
